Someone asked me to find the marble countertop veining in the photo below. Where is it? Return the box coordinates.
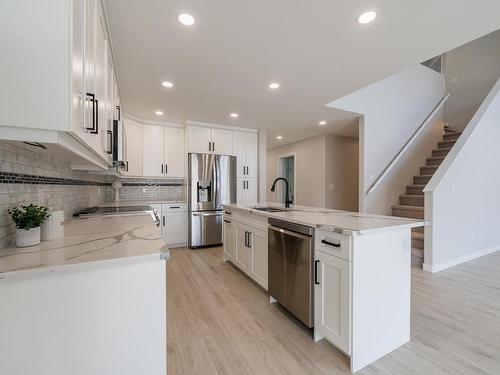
[0,213,167,278]
[225,203,425,235]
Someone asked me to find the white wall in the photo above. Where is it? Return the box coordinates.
[423,78,500,272]
[445,29,500,131]
[267,134,359,211]
[324,134,359,211]
[267,135,326,207]
[327,65,445,214]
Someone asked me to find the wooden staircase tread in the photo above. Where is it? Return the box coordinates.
[391,205,424,211]
[400,194,424,198]
[427,156,445,160]
[412,231,424,240]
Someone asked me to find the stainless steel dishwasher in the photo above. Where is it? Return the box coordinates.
[268,217,314,327]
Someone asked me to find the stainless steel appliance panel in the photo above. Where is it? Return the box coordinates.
[189,211,223,247]
[268,218,314,327]
[188,153,236,248]
[189,153,217,212]
[214,155,237,209]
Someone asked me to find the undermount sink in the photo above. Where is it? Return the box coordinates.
[251,206,295,213]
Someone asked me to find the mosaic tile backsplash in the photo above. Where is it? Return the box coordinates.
[0,142,186,248]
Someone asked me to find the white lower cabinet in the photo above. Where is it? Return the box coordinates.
[235,223,252,273]
[223,208,268,290]
[249,229,267,289]
[148,203,188,248]
[314,249,351,355]
[161,204,188,247]
[223,217,235,261]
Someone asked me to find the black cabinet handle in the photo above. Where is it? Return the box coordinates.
[169,206,180,209]
[243,166,245,175]
[321,239,341,248]
[224,211,231,215]
[208,142,211,151]
[212,142,215,151]
[91,99,99,134]
[116,105,121,121]
[314,260,320,285]
[162,216,165,226]
[85,93,96,132]
[161,164,164,174]
[106,130,113,154]
[247,232,252,247]
[165,164,168,175]
[125,161,129,172]
[224,219,231,224]
[244,231,248,247]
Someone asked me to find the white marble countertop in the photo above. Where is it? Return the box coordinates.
[0,213,168,278]
[225,203,425,235]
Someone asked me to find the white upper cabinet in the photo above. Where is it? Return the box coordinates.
[122,117,143,176]
[187,126,234,155]
[234,131,257,178]
[188,126,212,153]
[245,132,258,178]
[0,0,120,169]
[164,127,185,178]
[142,124,166,177]
[95,9,110,162]
[143,124,185,178]
[211,128,233,154]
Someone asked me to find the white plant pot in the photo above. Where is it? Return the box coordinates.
[15,227,41,247]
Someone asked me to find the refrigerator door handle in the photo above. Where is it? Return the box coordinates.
[192,212,223,217]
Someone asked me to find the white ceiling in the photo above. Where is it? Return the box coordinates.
[104,0,500,149]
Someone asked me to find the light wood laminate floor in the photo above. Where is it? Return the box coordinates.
[167,247,500,374]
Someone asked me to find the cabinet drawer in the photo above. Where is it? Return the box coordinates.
[161,203,187,213]
[315,229,351,262]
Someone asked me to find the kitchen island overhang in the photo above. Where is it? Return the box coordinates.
[0,214,169,375]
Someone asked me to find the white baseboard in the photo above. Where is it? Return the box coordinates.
[423,245,500,273]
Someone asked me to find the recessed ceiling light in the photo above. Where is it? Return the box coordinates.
[230,113,239,118]
[178,13,195,26]
[155,110,164,116]
[358,10,377,24]
[161,81,173,88]
[276,136,283,140]
[319,121,327,126]
[269,82,280,90]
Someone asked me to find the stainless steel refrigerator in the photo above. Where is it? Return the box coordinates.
[188,153,236,248]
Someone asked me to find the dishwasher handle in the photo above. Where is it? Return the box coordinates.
[268,224,313,240]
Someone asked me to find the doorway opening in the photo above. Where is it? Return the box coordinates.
[277,153,296,204]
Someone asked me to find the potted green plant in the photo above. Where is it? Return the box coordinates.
[8,204,50,247]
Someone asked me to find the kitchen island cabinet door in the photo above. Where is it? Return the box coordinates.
[314,250,351,355]
[250,229,267,290]
[223,218,235,261]
[235,224,251,273]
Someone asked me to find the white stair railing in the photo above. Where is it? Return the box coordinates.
[367,94,450,194]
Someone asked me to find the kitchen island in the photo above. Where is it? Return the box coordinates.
[223,203,425,373]
[0,213,168,375]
